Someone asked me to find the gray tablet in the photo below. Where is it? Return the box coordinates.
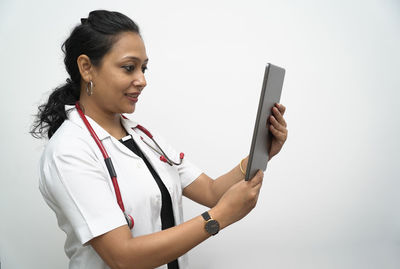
[245,63,285,181]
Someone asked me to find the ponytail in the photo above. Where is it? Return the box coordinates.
[31,79,80,139]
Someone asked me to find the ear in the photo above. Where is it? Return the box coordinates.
[77,54,93,83]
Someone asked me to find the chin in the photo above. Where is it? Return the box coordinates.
[123,104,136,114]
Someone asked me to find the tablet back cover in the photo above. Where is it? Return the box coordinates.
[245,63,285,180]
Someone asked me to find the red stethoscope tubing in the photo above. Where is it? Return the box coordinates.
[75,102,126,212]
[74,101,184,229]
[121,114,184,166]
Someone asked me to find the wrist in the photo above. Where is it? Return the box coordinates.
[208,206,229,230]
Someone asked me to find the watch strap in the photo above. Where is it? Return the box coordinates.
[201,211,211,221]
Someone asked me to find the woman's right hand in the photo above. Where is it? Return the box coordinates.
[210,170,264,229]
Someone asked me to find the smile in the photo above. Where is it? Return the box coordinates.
[125,93,139,102]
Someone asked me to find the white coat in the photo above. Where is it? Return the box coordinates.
[39,105,203,269]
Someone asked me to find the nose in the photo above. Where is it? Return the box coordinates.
[133,71,147,90]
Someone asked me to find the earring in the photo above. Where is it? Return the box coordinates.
[86,81,93,96]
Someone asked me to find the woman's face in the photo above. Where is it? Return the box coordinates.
[90,31,148,114]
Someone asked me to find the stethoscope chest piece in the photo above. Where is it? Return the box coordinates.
[124,212,134,229]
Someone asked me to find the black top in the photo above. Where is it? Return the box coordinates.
[119,135,179,269]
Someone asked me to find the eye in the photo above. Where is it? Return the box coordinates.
[142,66,148,74]
[122,65,135,72]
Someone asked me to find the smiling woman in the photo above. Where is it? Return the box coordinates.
[77,31,149,138]
[31,10,142,139]
[30,9,287,269]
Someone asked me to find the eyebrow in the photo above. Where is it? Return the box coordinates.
[122,56,149,63]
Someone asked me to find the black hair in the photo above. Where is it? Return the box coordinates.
[30,10,140,139]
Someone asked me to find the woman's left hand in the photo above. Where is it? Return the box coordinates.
[268,103,288,160]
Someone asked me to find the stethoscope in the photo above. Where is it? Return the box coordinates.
[75,101,184,229]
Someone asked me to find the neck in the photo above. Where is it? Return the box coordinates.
[78,98,127,140]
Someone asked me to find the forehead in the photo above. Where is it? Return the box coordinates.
[104,31,147,62]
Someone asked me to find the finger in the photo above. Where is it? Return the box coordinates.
[269,115,287,133]
[270,124,287,141]
[252,180,264,202]
[254,182,263,198]
[269,115,287,132]
[250,170,263,186]
[270,123,288,139]
[272,107,287,127]
[253,177,263,190]
[276,103,286,116]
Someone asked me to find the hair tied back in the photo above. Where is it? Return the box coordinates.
[31,10,140,139]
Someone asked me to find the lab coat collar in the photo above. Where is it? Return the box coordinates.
[65,105,139,141]
[120,115,139,136]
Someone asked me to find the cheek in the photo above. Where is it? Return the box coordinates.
[112,73,132,92]
[102,75,130,96]
[94,67,132,98]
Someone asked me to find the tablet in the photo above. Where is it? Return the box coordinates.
[245,63,285,181]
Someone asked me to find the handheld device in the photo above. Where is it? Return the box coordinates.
[245,63,285,180]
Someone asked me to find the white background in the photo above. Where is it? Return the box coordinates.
[1,0,399,268]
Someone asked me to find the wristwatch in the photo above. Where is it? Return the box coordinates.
[201,211,220,236]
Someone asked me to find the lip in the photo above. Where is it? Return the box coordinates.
[125,92,140,102]
[126,95,138,102]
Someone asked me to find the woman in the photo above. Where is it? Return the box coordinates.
[31,10,288,269]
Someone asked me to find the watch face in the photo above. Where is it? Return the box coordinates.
[205,219,220,235]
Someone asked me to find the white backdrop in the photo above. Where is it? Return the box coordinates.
[1,0,399,268]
